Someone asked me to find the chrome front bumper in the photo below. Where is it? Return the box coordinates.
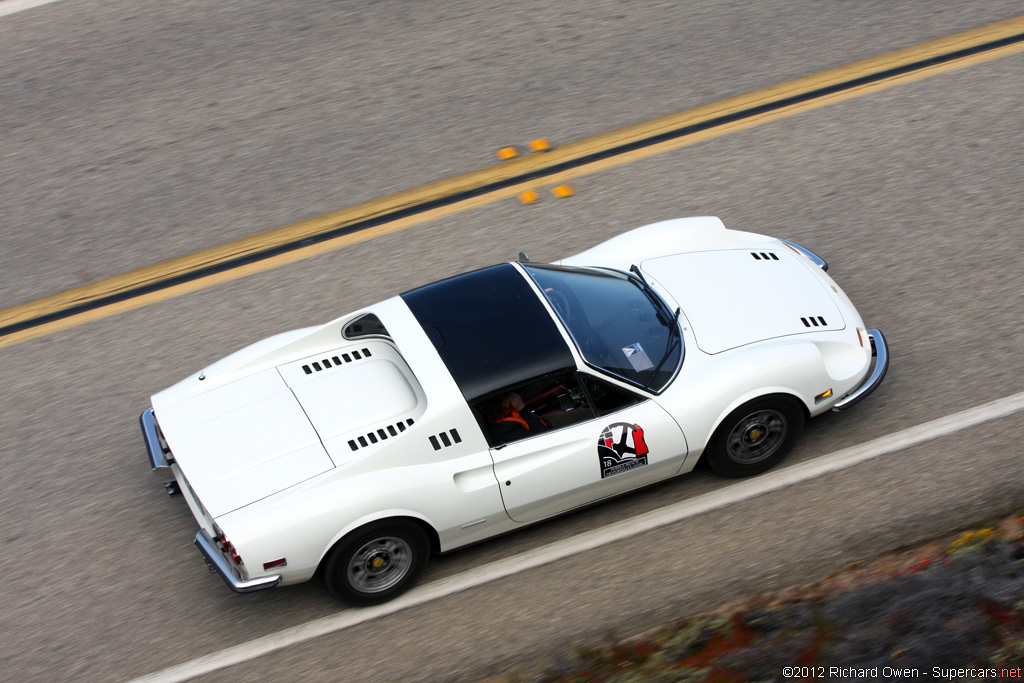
[194,530,281,593]
[779,239,829,271]
[833,329,889,411]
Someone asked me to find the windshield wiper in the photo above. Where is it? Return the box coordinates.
[629,265,675,325]
[641,327,681,392]
[627,266,683,391]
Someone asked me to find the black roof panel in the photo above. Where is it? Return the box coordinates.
[401,264,574,402]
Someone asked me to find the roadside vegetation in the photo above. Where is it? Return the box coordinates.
[497,514,1024,682]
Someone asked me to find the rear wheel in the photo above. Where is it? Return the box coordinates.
[323,520,429,605]
[706,396,803,477]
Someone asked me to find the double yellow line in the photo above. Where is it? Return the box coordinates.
[3,15,1023,349]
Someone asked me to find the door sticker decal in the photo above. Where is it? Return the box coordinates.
[598,422,649,478]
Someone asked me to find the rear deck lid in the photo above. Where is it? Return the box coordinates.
[154,368,333,518]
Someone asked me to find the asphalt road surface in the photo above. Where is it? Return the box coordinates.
[1,1,1023,681]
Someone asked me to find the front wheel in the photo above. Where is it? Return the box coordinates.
[706,397,803,477]
[323,520,429,605]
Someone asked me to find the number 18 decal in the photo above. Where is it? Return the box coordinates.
[597,422,649,478]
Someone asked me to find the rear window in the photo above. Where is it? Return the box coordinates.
[343,313,390,340]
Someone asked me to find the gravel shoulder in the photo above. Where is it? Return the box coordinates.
[495,512,1024,682]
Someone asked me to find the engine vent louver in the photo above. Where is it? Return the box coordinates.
[429,428,462,451]
[800,316,828,328]
[302,348,372,375]
[347,417,415,451]
[751,251,779,261]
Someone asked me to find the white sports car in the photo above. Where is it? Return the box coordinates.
[142,217,887,604]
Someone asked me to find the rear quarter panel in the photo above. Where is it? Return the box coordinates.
[212,366,515,586]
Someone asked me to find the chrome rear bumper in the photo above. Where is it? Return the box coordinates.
[833,329,889,411]
[194,530,281,593]
[142,408,280,593]
[140,408,173,479]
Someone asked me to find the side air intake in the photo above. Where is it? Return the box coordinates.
[429,429,463,451]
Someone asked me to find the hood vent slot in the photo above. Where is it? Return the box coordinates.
[429,428,462,451]
[303,348,372,375]
[751,251,779,261]
[800,316,828,328]
[348,417,415,451]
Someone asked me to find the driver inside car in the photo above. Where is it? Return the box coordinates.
[487,392,549,442]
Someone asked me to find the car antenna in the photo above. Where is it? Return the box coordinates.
[518,251,530,262]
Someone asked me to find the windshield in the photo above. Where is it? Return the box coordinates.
[522,264,683,392]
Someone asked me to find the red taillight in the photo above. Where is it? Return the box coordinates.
[263,558,287,570]
[217,533,244,566]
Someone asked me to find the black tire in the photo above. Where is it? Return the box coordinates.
[706,396,804,478]
[323,520,429,606]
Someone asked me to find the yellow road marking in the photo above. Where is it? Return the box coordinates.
[496,146,519,160]
[2,15,1023,349]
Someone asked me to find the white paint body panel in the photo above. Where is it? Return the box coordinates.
[493,398,686,523]
[641,249,843,354]
[154,369,333,518]
[277,344,424,466]
[147,217,879,589]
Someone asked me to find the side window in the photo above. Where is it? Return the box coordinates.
[343,313,390,340]
[579,373,646,416]
[474,370,596,447]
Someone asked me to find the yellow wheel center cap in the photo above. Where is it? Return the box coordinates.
[372,558,385,569]
[750,429,762,440]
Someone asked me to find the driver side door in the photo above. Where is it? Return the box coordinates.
[486,373,687,523]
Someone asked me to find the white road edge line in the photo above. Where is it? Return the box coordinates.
[131,390,1024,683]
[0,0,67,18]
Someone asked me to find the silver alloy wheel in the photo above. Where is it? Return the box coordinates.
[347,536,413,594]
[724,408,788,464]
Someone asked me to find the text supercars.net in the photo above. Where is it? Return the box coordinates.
[782,666,1021,679]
